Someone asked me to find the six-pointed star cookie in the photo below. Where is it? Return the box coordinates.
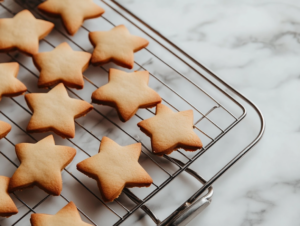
[92,69,161,122]
[77,136,153,202]
[0,121,11,139]
[25,83,93,138]
[89,25,149,69]
[137,103,203,155]
[0,176,18,218]
[33,42,91,89]
[0,62,27,101]
[31,201,92,226]
[38,0,105,36]
[0,10,54,55]
[8,135,76,195]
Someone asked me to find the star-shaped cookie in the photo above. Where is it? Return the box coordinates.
[0,121,12,139]
[0,176,18,218]
[0,62,27,101]
[33,42,91,89]
[8,135,76,196]
[92,69,161,122]
[0,10,54,56]
[77,136,153,202]
[137,103,203,155]
[25,83,93,138]
[30,201,92,226]
[38,0,105,36]
[89,25,149,69]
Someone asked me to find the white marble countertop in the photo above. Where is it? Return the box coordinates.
[0,0,299,226]
[116,0,300,225]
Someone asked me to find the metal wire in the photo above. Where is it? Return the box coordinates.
[0,1,248,225]
[12,194,50,226]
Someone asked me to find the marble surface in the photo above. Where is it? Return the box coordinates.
[115,0,300,226]
[0,0,298,225]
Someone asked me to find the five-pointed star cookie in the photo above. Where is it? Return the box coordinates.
[137,103,203,156]
[33,42,91,89]
[92,69,161,122]
[30,201,92,226]
[8,135,76,195]
[38,0,105,36]
[0,121,12,139]
[77,136,153,202]
[25,83,93,138]
[0,176,18,218]
[0,62,27,101]
[89,25,149,69]
[0,10,54,56]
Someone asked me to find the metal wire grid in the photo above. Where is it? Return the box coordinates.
[0,0,246,225]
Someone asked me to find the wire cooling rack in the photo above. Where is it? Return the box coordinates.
[0,0,265,225]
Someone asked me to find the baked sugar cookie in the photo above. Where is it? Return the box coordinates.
[0,121,11,139]
[31,202,92,226]
[33,42,91,89]
[0,62,27,101]
[92,69,161,122]
[25,83,93,138]
[9,135,76,196]
[137,103,203,155]
[0,176,18,218]
[77,136,153,202]
[38,0,105,36]
[89,25,149,69]
[0,10,54,55]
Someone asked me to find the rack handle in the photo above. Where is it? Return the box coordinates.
[159,187,213,226]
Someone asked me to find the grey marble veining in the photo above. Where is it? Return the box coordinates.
[114,0,300,226]
[0,0,298,225]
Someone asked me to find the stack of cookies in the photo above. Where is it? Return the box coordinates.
[0,0,203,224]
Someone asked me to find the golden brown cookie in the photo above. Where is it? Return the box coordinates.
[0,121,12,139]
[8,135,76,196]
[0,176,18,218]
[92,69,161,122]
[25,83,93,138]
[0,62,27,101]
[137,103,203,155]
[33,42,91,89]
[77,136,153,202]
[38,0,105,36]
[30,201,92,226]
[89,25,149,69]
[0,10,54,56]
